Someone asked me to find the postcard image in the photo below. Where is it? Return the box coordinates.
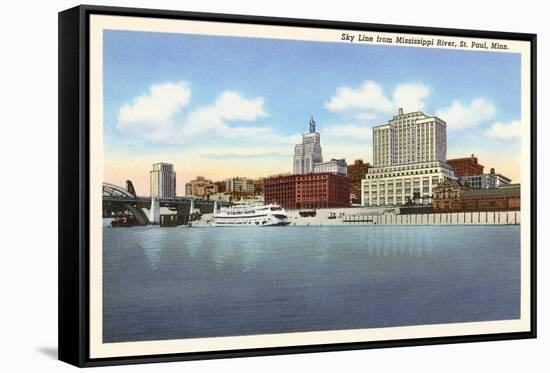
[88,14,533,358]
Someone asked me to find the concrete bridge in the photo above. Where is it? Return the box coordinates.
[102,182,229,226]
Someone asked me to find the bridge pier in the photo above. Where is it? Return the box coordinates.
[149,197,160,225]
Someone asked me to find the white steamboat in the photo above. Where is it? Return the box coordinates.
[211,203,290,227]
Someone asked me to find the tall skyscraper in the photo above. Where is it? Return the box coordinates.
[373,108,447,167]
[293,117,323,174]
[362,109,455,206]
[150,163,176,198]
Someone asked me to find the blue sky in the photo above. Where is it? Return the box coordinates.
[103,30,522,195]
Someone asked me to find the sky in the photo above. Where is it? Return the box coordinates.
[103,30,522,196]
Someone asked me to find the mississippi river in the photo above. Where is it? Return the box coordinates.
[103,225,520,342]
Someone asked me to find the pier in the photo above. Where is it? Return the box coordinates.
[288,209,520,226]
[344,210,520,225]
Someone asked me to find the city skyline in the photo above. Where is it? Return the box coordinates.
[103,30,522,195]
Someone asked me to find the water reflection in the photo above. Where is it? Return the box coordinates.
[135,227,168,271]
[176,226,440,268]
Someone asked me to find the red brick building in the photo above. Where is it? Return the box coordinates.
[347,159,370,204]
[433,179,520,212]
[264,173,350,210]
[447,155,484,176]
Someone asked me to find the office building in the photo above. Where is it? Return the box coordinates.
[253,178,264,195]
[215,181,227,193]
[264,173,350,210]
[150,163,176,198]
[348,159,370,204]
[293,117,323,174]
[225,177,255,195]
[361,109,455,206]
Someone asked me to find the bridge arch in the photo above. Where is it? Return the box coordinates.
[103,182,149,225]
[103,182,136,198]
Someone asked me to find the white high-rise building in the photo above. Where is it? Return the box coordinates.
[150,163,176,198]
[373,108,447,166]
[293,117,323,174]
[362,109,455,206]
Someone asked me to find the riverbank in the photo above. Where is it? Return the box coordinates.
[287,209,520,226]
[187,208,520,227]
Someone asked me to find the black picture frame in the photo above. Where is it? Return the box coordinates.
[58,4,537,367]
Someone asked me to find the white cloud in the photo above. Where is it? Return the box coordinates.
[182,91,267,137]
[435,98,495,129]
[325,80,430,113]
[212,91,267,121]
[322,124,372,141]
[117,81,190,128]
[392,83,430,112]
[484,120,521,140]
[116,82,278,144]
[116,81,191,141]
[325,81,393,112]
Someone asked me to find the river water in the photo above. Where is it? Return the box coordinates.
[102,225,520,343]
